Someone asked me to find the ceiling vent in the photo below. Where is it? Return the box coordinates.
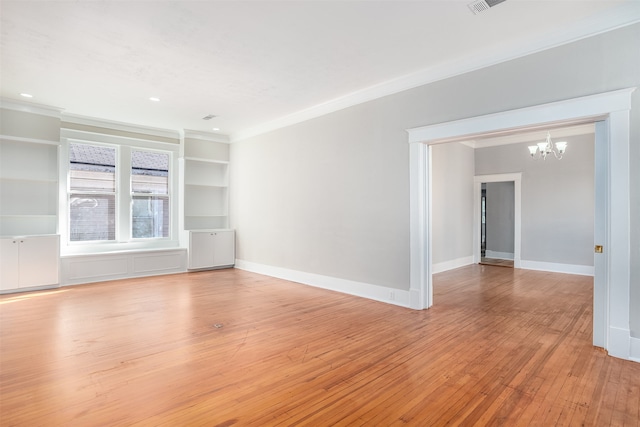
[468,0,507,15]
[202,114,217,120]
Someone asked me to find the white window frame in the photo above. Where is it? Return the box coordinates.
[60,130,180,255]
[130,148,171,241]
[68,141,119,244]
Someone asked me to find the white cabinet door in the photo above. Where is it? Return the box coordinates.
[0,239,20,290]
[0,235,59,290]
[188,230,235,270]
[189,231,216,270]
[212,230,235,267]
[18,235,59,288]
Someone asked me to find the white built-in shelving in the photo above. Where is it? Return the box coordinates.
[180,133,230,232]
[0,137,59,236]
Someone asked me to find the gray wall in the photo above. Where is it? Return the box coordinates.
[485,181,515,257]
[431,142,475,265]
[476,136,595,265]
[230,24,640,335]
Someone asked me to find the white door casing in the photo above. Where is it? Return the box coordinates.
[407,88,635,360]
[473,174,521,268]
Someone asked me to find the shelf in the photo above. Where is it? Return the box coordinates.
[0,134,61,146]
[184,215,228,230]
[183,157,229,165]
[0,177,58,184]
[184,183,228,189]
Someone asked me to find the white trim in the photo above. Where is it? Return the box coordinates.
[231,10,640,143]
[485,251,514,261]
[520,260,594,276]
[61,248,187,286]
[432,256,474,274]
[409,143,431,310]
[471,123,595,149]
[62,113,180,141]
[473,173,521,268]
[407,89,633,144]
[0,97,64,117]
[608,327,631,360]
[183,129,230,144]
[630,336,640,363]
[407,88,636,362]
[235,259,411,308]
[0,134,60,146]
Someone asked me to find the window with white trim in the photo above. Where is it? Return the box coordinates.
[131,150,169,239]
[67,142,173,245]
[69,143,117,242]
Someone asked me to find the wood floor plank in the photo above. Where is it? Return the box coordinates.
[1,265,639,425]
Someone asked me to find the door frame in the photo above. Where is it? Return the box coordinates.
[473,174,521,267]
[406,88,635,360]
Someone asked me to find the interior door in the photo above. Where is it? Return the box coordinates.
[592,121,608,348]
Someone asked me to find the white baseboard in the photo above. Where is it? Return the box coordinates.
[630,336,640,363]
[432,256,474,274]
[520,260,594,276]
[235,259,410,308]
[485,250,514,260]
[608,326,631,360]
[61,248,187,286]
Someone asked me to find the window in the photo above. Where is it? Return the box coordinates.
[131,150,169,239]
[69,143,116,241]
[68,143,173,244]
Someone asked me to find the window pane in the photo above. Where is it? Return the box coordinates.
[70,194,116,241]
[132,196,169,238]
[70,144,115,192]
[132,151,169,194]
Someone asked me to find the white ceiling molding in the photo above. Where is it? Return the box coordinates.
[0,97,64,118]
[62,112,180,141]
[231,4,640,142]
[183,129,230,144]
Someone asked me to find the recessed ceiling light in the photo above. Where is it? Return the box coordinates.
[20,93,33,98]
[212,127,220,131]
[149,97,160,102]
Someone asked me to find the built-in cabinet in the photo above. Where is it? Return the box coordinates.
[0,104,62,292]
[180,132,235,269]
[0,235,60,291]
[188,230,235,270]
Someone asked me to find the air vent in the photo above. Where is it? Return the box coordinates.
[202,114,217,120]
[468,0,506,14]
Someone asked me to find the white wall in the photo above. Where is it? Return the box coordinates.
[475,135,595,267]
[230,23,640,333]
[431,142,474,270]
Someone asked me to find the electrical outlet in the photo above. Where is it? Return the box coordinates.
[389,291,395,301]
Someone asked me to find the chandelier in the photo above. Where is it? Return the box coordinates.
[528,132,567,160]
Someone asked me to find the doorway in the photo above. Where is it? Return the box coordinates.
[473,174,521,269]
[407,88,635,359]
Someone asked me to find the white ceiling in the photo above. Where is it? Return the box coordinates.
[1,1,639,141]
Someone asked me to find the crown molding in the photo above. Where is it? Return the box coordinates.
[231,4,640,143]
[0,97,64,118]
[62,112,180,140]
[183,129,230,144]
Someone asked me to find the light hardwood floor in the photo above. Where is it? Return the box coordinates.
[1,265,638,426]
